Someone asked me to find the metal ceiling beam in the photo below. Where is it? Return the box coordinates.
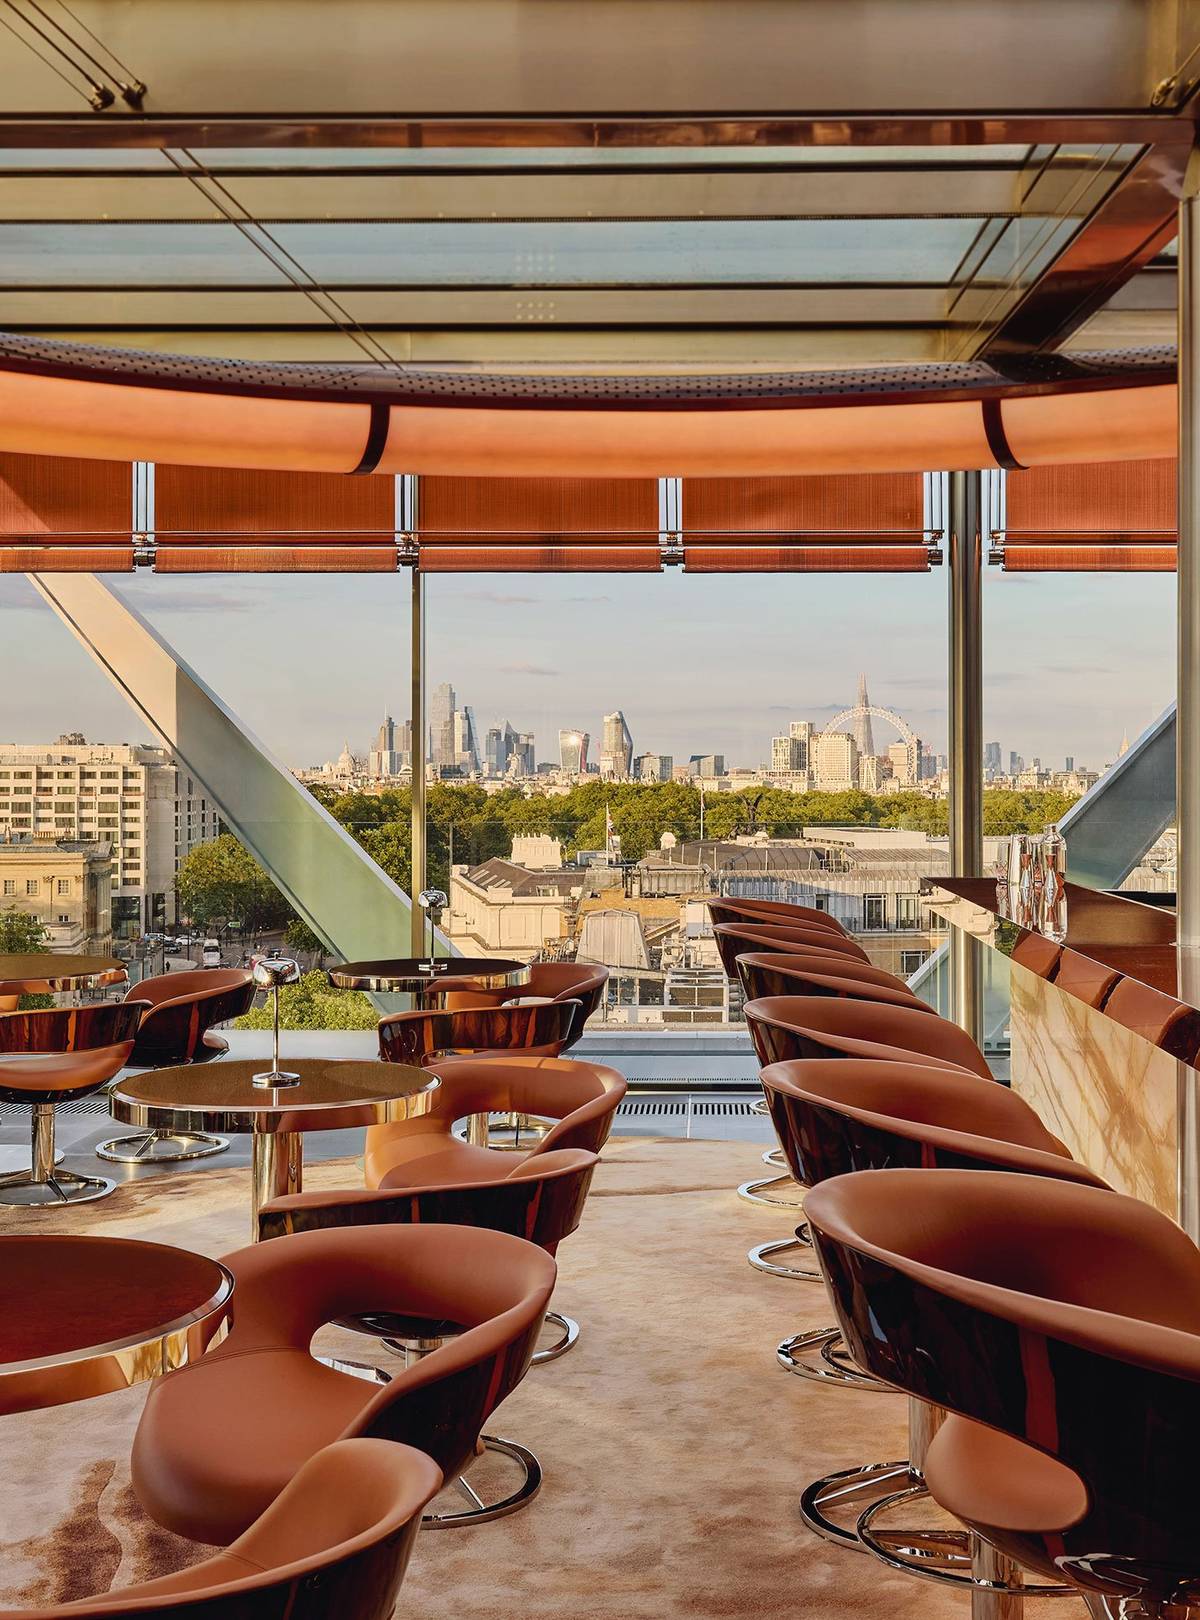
[0,0,1194,129]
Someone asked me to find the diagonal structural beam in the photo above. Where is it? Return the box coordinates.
[29,572,450,962]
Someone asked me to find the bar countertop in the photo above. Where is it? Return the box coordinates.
[920,878,1200,1065]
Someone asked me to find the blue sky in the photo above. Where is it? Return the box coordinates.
[0,567,1174,774]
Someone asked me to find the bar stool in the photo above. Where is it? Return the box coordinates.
[760,1057,1107,1563]
[96,968,255,1165]
[806,1168,1200,1619]
[744,995,994,1079]
[132,1222,556,1544]
[708,897,850,935]
[714,922,871,977]
[0,1001,145,1206]
[741,989,953,1279]
[733,952,917,1208]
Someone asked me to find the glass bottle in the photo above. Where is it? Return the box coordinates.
[1041,823,1068,943]
[1008,834,1033,927]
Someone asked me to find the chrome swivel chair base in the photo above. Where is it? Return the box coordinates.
[0,1164,115,1205]
[777,1326,890,1390]
[855,1482,1073,1597]
[96,1129,230,1164]
[748,1221,820,1280]
[531,1309,578,1365]
[738,1171,806,1209]
[424,1435,542,1528]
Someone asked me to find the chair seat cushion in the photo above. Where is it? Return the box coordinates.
[133,1347,371,1545]
[923,1412,1088,1535]
[376,1135,519,1189]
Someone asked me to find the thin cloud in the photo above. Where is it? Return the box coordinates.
[113,583,254,615]
[502,662,561,677]
[460,589,542,605]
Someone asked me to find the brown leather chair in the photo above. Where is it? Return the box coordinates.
[737,951,911,1002]
[744,995,993,1079]
[806,1168,1200,1617]
[708,897,849,936]
[377,999,578,1067]
[741,964,927,1014]
[132,1222,555,1545]
[261,1147,602,1513]
[0,1001,144,1207]
[2,1438,441,1620]
[345,1054,623,1369]
[96,968,256,1166]
[713,922,870,977]
[432,962,609,1048]
[761,1060,1107,1560]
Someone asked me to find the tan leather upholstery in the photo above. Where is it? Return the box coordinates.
[0,1042,134,1098]
[714,921,870,961]
[433,964,608,1048]
[365,1054,625,1189]
[759,1058,1105,1184]
[132,1223,555,1545]
[0,1002,144,1104]
[125,969,250,1009]
[737,951,910,993]
[9,1439,440,1618]
[708,897,849,935]
[744,994,993,1078]
[122,969,255,1066]
[745,966,927,1011]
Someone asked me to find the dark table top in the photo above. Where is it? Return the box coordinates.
[922,877,1200,1063]
[327,956,530,993]
[0,953,127,993]
[0,1235,232,1413]
[110,1056,438,1134]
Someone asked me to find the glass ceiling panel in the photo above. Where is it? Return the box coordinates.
[0,218,995,288]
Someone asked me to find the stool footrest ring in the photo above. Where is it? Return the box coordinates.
[778,1326,891,1390]
[531,1310,578,1366]
[423,1435,542,1529]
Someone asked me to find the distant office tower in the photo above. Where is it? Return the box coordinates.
[600,711,634,779]
[430,682,455,770]
[485,721,519,777]
[369,713,404,779]
[852,674,876,759]
[813,731,858,790]
[559,729,590,775]
[771,734,803,771]
[887,738,921,786]
[1009,749,1023,775]
[635,752,673,782]
[455,705,480,773]
[690,754,725,779]
[1064,754,1074,772]
[984,741,1002,776]
[789,720,815,769]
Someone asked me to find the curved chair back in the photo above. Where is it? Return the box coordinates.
[805,1168,1200,1600]
[378,999,578,1066]
[737,963,926,1013]
[0,999,145,1055]
[713,922,869,976]
[708,897,847,935]
[423,1054,626,1156]
[260,1148,599,1254]
[125,969,255,1066]
[435,961,608,1048]
[737,951,909,1001]
[133,1223,555,1542]
[18,1439,441,1620]
[744,994,993,1079]
[759,1058,1105,1191]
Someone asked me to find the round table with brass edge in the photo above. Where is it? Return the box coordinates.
[0,952,127,1008]
[109,1058,438,1240]
[327,956,530,1003]
[0,1233,233,1414]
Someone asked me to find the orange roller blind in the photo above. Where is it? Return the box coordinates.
[0,451,132,572]
[680,473,931,572]
[1001,459,1177,571]
[417,476,661,571]
[154,464,397,571]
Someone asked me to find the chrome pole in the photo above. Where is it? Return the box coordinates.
[1178,153,1200,1239]
[410,565,427,958]
[948,469,984,1042]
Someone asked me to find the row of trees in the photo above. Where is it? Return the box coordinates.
[176,780,1080,939]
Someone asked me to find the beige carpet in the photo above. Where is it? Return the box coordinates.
[0,1140,1061,1617]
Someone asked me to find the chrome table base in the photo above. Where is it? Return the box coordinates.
[0,1100,114,1205]
[96,1129,230,1165]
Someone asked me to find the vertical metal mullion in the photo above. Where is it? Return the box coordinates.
[404,473,427,956]
[948,469,984,1042]
[1177,155,1200,1241]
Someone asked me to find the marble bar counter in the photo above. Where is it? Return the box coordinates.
[921,878,1191,1218]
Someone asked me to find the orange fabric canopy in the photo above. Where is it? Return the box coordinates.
[999,459,1176,571]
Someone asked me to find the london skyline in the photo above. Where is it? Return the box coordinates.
[0,565,1173,772]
